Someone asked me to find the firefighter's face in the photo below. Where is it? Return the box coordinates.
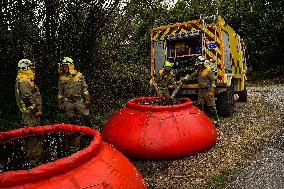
[164,67,171,72]
[30,66,36,73]
[196,64,205,71]
[62,64,69,73]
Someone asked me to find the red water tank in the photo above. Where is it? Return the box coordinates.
[0,124,147,189]
[102,97,217,159]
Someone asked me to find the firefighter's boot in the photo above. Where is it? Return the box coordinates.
[24,136,43,168]
[208,106,219,126]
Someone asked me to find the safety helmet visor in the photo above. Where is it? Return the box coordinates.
[168,57,174,62]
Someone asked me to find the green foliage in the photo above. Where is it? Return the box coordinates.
[217,0,284,75]
[206,167,238,189]
[0,113,22,132]
[0,0,283,131]
[89,60,153,129]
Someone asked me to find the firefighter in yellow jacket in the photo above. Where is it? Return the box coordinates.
[180,56,219,124]
[153,60,176,97]
[195,56,219,124]
[15,59,43,166]
[15,59,42,126]
[58,57,92,127]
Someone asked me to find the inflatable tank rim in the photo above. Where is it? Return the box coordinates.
[0,124,102,188]
[126,96,193,111]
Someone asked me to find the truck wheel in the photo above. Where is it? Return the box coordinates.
[238,87,248,102]
[216,86,235,117]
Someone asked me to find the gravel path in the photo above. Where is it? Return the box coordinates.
[249,86,284,113]
[229,85,284,189]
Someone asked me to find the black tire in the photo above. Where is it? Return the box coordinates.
[216,85,235,117]
[238,87,248,102]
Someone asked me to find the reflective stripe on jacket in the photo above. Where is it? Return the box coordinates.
[15,79,42,113]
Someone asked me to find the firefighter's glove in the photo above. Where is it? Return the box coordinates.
[32,105,39,113]
[149,79,153,86]
[85,101,91,108]
[208,87,215,97]
[181,75,190,82]
[35,111,43,117]
[150,79,158,87]
[176,80,182,86]
[32,106,42,117]
[84,94,91,108]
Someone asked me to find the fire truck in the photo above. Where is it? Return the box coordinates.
[150,15,247,116]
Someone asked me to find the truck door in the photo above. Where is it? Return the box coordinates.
[222,30,231,71]
[153,41,166,74]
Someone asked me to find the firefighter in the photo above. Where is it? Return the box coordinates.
[152,59,176,97]
[58,57,92,127]
[15,59,42,126]
[15,59,43,167]
[195,56,219,125]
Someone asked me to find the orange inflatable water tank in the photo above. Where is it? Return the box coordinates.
[0,124,147,189]
[102,97,217,159]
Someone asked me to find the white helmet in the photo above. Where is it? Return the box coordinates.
[18,59,34,70]
[197,56,205,62]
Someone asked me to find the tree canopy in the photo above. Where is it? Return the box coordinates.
[1,0,283,130]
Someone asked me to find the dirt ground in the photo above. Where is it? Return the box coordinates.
[132,85,284,189]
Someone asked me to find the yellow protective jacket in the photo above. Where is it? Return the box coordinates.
[184,66,216,88]
[197,66,216,88]
[156,68,175,89]
[58,71,89,101]
[15,70,42,113]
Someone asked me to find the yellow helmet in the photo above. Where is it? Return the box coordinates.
[62,57,74,65]
[164,60,172,68]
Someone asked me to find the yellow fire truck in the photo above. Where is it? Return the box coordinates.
[150,15,247,116]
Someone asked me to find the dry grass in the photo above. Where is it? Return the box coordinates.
[132,92,283,189]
